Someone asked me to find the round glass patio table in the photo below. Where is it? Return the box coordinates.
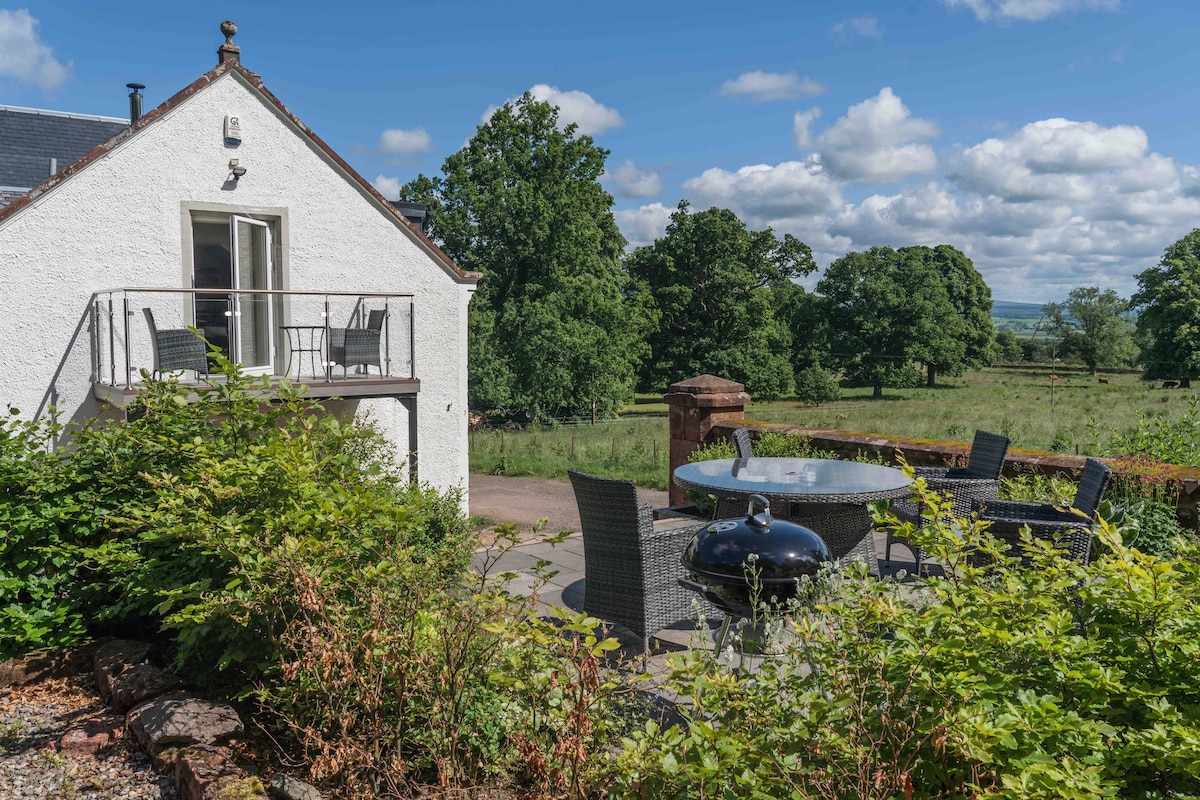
[673,457,912,568]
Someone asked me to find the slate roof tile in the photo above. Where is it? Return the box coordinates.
[0,107,127,192]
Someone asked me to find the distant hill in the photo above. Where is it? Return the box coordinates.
[992,300,1045,319]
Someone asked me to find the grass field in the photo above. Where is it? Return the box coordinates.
[468,367,1196,490]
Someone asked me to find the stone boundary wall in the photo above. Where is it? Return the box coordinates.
[994,363,1142,375]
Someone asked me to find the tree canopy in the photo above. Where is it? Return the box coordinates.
[914,245,995,384]
[400,94,645,420]
[624,203,816,399]
[1133,228,1200,387]
[1044,287,1138,374]
[816,245,991,397]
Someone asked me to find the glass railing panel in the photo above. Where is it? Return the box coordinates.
[90,289,415,388]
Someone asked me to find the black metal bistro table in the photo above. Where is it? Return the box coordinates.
[673,458,912,570]
[280,325,326,381]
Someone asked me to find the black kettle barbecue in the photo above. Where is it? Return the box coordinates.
[679,494,831,619]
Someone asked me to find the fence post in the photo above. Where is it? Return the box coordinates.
[663,374,750,506]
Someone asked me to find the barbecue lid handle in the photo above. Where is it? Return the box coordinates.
[747,494,772,532]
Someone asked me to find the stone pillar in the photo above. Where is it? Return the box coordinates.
[663,374,750,506]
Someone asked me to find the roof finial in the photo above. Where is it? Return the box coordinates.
[217,20,240,66]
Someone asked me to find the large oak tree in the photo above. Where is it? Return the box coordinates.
[1132,228,1200,388]
[624,203,816,398]
[817,245,993,397]
[400,95,645,420]
[1044,287,1138,375]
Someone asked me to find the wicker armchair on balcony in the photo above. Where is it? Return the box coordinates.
[328,308,385,378]
[568,469,715,653]
[886,430,1011,574]
[970,457,1112,568]
[143,308,207,379]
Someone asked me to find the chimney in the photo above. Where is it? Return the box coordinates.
[217,20,240,66]
[126,83,145,123]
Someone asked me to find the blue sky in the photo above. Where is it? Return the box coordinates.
[2,0,1198,303]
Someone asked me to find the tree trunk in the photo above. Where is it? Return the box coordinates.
[1182,378,1192,389]
[873,384,883,399]
[926,363,937,388]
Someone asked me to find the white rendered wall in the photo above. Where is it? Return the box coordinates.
[0,70,473,502]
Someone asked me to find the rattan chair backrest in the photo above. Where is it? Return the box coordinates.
[1072,458,1113,517]
[965,430,1011,479]
[731,426,754,459]
[568,469,644,538]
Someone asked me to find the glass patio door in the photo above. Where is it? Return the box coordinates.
[230,216,274,374]
[190,215,275,374]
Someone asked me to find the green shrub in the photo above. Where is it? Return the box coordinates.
[1102,393,1200,467]
[997,470,1079,504]
[0,409,89,657]
[2,362,630,796]
[794,365,842,406]
[605,472,1200,798]
[0,359,472,684]
[257,523,625,796]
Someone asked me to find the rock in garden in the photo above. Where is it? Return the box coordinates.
[126,692,243,754]
[94,639,156,701]
[58,713,125,755]
[109,662,184,712]
[270,773,323,800]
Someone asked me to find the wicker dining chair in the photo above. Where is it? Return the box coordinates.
[568,469,715,653]
[970,457,1113,568]
[712,427,756,519]
[886,430,1011,573]
[731,426,755,459]
[328,309,385,378]
[143,308,207,378]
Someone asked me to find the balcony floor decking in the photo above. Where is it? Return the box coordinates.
[93,374,420,407]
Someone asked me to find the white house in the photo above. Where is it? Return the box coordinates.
[0,22,480,501]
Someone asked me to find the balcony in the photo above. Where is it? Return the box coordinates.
[90,288,420,406]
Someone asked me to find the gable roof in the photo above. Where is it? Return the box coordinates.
[0,61,479,284]
[0,105,127,192]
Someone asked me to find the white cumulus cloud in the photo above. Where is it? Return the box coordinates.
[793,107,822,148]
[0,9,71,91]
[720,71,826,102]
[943,0,1120,22]
[484,84,624,136]
[830,16,883,39]
[372,175,402,199]
[813,88,938,183]
[950,118,1150,201]
[614,203,674,249]
[682,161,844,237]
[377,128,432,156]
[603,160,662,199]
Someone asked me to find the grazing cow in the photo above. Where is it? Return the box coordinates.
[1098,377,1110,384]
[1049,374,1060,381]
[1163,380,1180,389]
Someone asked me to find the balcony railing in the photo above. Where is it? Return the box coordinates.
[91,288,418,402]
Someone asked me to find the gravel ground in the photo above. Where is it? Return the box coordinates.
[0,675,177,800]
